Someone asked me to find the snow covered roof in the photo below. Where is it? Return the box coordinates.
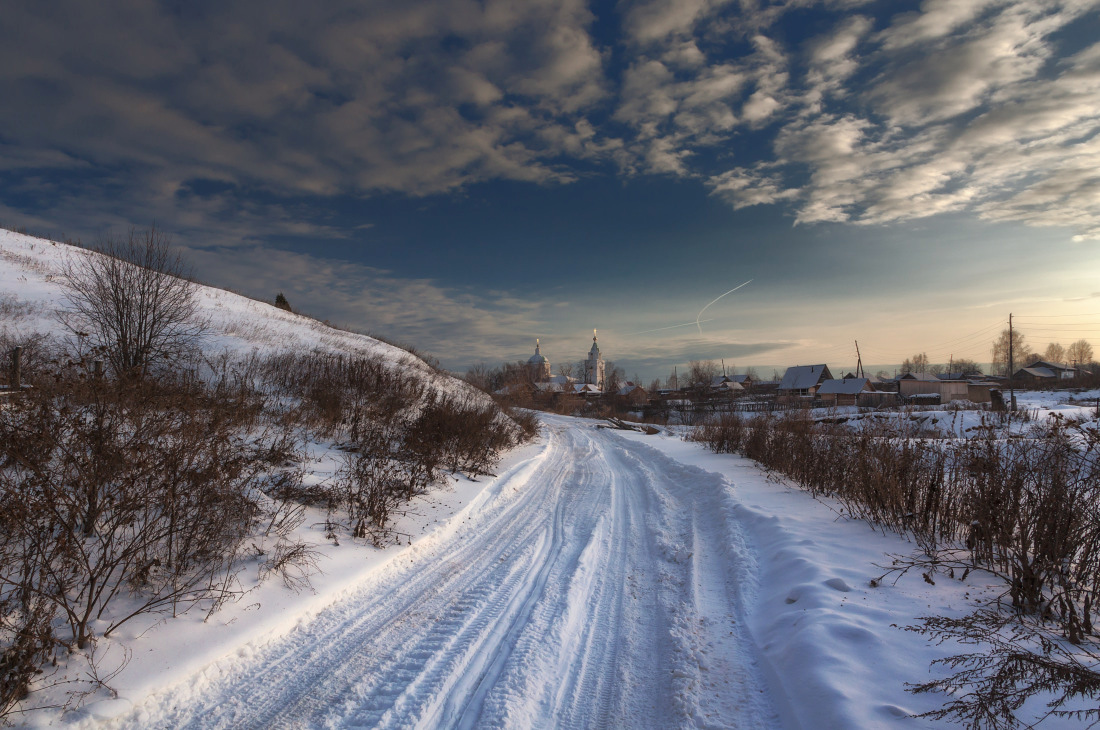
[712,380,744,391]
[573,383,601,394]
[728,374,751,384]
[817,378,871,395]
[779,365,832,391]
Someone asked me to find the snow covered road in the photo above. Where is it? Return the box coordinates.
[106,417,779,729]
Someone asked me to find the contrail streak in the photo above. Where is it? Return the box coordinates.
[629,319,715,336]
[695,279,752,334]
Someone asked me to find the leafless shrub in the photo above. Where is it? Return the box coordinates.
[506,407,540,440]
[0,589,57,723]
[56,226,206,378]
[0,368,266,651]
[334,424,412,545]
[906,608,1100,729]
[258,540,321,593]
[0,294,40,322]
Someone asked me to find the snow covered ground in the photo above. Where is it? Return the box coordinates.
[784,393,1100,440]
[18,412,1085,730]
[4,228,1095,728]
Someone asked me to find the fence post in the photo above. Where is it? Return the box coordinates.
[11,346,21,390]
[93,360,104,379]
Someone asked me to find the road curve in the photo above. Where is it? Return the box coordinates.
[110,416,781,729]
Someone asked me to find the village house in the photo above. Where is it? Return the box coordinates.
[617,382,648,405]
[778,364,833,400]
[816,377,876,406]
[1013,359,1081,381]
[897,372,969,402]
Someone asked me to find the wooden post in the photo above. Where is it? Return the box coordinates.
[11,347,21,390]
[93,360,105,379]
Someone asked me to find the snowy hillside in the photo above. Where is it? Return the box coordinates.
[0,229,474,399]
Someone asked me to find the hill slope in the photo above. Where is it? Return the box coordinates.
[0,227,532,724]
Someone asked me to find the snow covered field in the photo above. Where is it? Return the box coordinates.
[4,229,1096,728]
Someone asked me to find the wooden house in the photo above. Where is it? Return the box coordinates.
[778,364,833,400]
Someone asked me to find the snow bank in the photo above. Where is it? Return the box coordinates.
[614,427,1081,729]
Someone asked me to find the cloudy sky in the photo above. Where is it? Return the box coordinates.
[3,0,1100,379]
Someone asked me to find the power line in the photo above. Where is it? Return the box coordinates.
[1015,312,1100,318]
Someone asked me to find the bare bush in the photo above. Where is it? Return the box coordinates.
[0,368,267,651]
[258,350,530,543]
[57,226,205,378]
[907,608,1100,729]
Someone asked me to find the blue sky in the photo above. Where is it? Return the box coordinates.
[3,0,1100,379]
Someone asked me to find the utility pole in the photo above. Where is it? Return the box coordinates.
[854,340,864,378]
[1009,313,1016,412]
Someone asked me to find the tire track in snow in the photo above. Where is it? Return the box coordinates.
[104,417,781,730]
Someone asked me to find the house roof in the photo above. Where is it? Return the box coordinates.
[1028,360,1075,373]
[713,380,745,391]
[779,364,832,391]
[818,378,872,395]
[1017,366,1056,378]
[728,374,751,383]
[898,372,940,381]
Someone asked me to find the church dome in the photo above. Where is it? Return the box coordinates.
[528,339,549,364]
[528,339,552,382]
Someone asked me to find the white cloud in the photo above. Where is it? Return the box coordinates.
[706,1,1100,241]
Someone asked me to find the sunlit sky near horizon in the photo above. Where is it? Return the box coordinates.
[3,0,1100,380]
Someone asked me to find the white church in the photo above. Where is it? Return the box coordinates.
[527,331,606,392]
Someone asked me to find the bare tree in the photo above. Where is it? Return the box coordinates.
[1067,339,1094,366]
[991,329,1035,376]
[463,363,491,392]
[604,362,625,394]
[58,226,205,377]
[951,358,982,376]
[1044,342,1066,365]
[901,352,930,374]
[687,359,719,387]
